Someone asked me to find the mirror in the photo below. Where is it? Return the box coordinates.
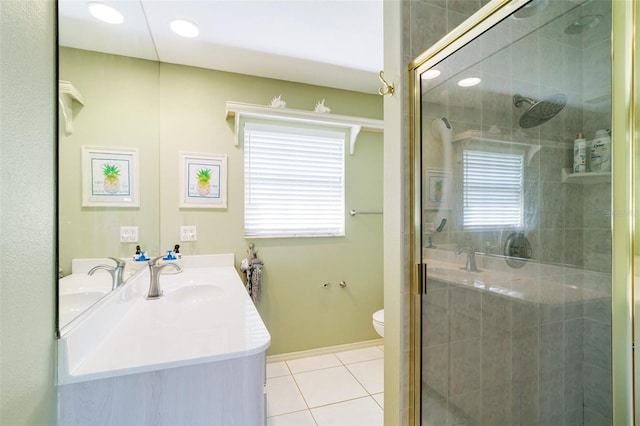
[56,1,385,337]
[58,1,161,328]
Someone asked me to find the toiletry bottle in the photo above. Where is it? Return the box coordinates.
[573,133,587,173]
[589,129,611,172]
[133,245,142,261]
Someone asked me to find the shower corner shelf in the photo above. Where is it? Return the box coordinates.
[224,101,383,155]
[59,80,85,134]
[561,168,611,184]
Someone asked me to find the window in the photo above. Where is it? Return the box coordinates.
[244,122,345,238]
[462,149,524,230]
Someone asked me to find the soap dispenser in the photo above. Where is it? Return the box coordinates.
[134,245,149,262]
[161,244,184,268]
[133,245,142,261]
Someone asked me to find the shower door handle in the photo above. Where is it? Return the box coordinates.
[416,263,428,295]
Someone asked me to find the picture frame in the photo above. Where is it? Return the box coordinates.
[424,168,451,210]
[82,145,139,207]
[179,151,227,209]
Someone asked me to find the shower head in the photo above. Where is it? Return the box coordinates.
[430,117,452,142]
[513,93,567,128]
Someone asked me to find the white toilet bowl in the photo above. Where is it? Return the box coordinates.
[372,309,384,337]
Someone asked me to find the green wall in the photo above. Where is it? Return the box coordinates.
[58,48,161,274]
[0,0,57,424]
[59,48,384,355]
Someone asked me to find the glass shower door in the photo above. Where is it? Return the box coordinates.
[412,0,614,424]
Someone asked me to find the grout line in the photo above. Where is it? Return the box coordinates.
[371,392,384,410]
[308,408,320,426]
[266,407,312,419]
[339,353,385,367]
[289,364,312,411]
[285,354,342,374]
[268,349,385,422]
[266,408,319,426]
[343,360,379,397]
[336,346,385,365]
[308,395,381,410]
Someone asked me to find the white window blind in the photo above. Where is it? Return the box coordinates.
[463,149,524,230]
[244,122,345,238]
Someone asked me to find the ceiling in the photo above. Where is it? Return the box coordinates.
[58,0,384,94]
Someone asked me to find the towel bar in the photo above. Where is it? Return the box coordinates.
[349,209,383,216]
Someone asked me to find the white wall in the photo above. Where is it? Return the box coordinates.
[0,0,57,424]
[383,0,405,424]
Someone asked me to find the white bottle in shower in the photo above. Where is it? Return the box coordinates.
[573,133,587,173]
[589,129,611,172]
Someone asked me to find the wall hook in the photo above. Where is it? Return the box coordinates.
[378,71,395,96]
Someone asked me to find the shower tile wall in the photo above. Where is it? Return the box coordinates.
[405,0,613,424]
[421,251,612,425]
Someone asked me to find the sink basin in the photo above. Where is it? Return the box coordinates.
[59,291,109,326]
[60,291,109,314]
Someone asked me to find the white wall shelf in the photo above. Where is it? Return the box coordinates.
[59,80,85,134]
[225,101,383,155]
[561,168,611,184]
[452,130,542,166]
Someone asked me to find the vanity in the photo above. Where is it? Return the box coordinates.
[57,254,271,425]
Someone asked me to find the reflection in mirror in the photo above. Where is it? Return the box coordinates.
[58,0,160,329]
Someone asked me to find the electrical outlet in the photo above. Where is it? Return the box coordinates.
[120,226,139,243]
[180,225,197,242]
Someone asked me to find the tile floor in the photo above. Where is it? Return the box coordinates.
[266,345,384,426]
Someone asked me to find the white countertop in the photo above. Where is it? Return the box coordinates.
[58,254,271,385]
[424,248,610,305]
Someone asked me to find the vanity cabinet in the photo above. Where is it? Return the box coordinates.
[57,254,270,426]
[58,352,266,425]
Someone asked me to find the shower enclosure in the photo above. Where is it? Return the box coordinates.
[409,0,633,424]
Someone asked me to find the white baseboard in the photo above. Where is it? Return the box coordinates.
[267,338,384,363]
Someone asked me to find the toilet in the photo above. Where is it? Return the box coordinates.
[372,309,384,337]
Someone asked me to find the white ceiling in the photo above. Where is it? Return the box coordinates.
[58,0,384,94]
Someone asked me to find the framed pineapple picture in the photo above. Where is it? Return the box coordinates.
[424,168,451,210]
[179,152,227,209]
[82,146,139,207]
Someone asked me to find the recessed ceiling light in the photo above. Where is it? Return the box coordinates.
[88,2,124,24]
[423,69,441,80]
[564,15,603,35]
[458,77,481,87]
[512,0,549,19]
[170,19,199,38]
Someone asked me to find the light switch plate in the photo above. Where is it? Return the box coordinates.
[120,226,138,243]
[180,225,197,242]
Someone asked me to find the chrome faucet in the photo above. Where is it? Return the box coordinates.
[147,256,182,300]
[88,257,127,290]
[456,245,479,272]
